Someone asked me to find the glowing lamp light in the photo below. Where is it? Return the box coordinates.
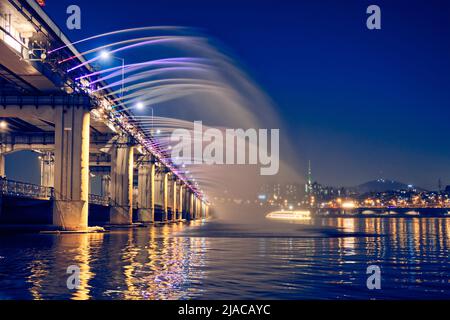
[0,121,8,129]
[342,201,356,209]
[99,50,111,60]
[136,102,144,110]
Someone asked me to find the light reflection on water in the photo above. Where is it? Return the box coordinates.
[0,218,449,300]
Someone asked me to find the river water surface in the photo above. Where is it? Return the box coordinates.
[0,217,449,300]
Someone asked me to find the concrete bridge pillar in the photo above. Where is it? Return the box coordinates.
[203,202,207,219]
[185,188,191,220]
[0,152,5,178]
[171,177,177,222]
[153,167,163,221]
[202,201,206,219]
[101,175,111,198]
[166,173,173,220]
[182,187,189,220]
[198,198,204,219]
[53,106,90,231]
[40,152,54,187]
[193,196,197,220]
[194,194,198,220]
[189,192,195,220]
[137,155,155,223]
[163,171,169,221]
[178,183,184,221]
[198,200,202,219]
[109,137,134,225]
[185,190,190,220]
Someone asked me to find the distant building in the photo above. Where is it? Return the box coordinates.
[258,182,304,207]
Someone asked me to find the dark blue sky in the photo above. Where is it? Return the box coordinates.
[34,0,450,189]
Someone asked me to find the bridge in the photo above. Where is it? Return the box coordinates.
[0,0,209,231]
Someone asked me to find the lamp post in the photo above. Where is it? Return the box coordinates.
[136,102,154,133]
[99,51,125,99]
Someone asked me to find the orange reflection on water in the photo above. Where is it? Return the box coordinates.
[27,233,103,300]
[113,222,207,300]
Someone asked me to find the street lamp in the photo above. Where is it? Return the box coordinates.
[99,50,110,60]
[135,102,154,132]
[99,50,125,99]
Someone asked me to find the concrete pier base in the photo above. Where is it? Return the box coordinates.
[137,208,153,223]
[53,200,88,231]
[110,206,132,225]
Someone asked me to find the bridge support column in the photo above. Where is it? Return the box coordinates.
[178,183,183,221]
[40,152,54,187]
[198,198,203,219]
[53,106,90,231]
[0,153,5,178]
[109,138,134,225]
[171,178,177,222]
[101,175,111,198]
[185,190,190,220]
[182,188,188,220]
[154,168,162,221]
[193,196,197,220]
[189,192,195,220]
[163,171,169,221]
[137,156,155,223]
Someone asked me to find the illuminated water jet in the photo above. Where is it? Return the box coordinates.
[63,27,303,220]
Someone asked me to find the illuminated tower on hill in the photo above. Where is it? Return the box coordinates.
[305,160,312,194]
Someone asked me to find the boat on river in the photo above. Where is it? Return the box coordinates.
[265,210,311,221]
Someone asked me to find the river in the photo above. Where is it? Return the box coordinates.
[0,217,449,300]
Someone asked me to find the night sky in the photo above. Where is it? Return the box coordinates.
[7,0,450,189]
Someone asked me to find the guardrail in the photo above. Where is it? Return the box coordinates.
[0,177,53,200]
[88,194,110,207]
[0,178,111,206]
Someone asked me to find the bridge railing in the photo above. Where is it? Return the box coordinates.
[88,194,110,207]
[0,178,111,206]
[0,177,54,200]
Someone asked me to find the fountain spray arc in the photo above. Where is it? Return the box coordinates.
[52,26,301,219]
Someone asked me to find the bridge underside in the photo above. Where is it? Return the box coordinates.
[0,97,207,230]
[0,0,209,231]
